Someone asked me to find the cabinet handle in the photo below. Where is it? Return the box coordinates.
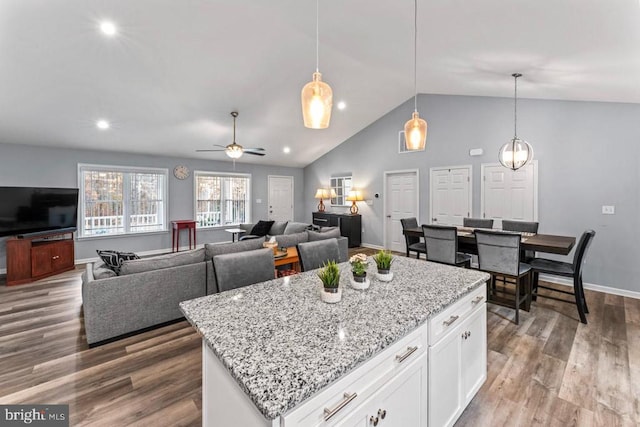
[378,409,387,419]
[395,345,418,363]
[443,315,459,327]
[472,295,484,305]
[323,392,357,421]
[315,218,328,223]
[369,415,379,426]
[52,255,60,260]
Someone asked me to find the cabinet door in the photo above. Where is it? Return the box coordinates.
[52,241,74,270]
[429,324,462,427]
[31,246,52,277]
[461,306,487,404]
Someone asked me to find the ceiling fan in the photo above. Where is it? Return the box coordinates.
[196,111,266,159]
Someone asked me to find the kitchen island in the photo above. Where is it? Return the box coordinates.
[180,256,490,426]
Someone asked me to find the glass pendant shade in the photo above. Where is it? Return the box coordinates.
[301,71,333,129]
[225,144,244,159]
[404,111,427,150]
[499,137,533,171]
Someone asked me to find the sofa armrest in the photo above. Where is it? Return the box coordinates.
[336,237,348,263]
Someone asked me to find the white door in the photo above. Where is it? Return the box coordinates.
[385,171,418,253]
[481,162,537,229]
[268,176,293,221]
[430,166,471,226]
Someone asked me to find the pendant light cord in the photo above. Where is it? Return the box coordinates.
[316,0,319,72]
[513,74,518,138]
[413,0,418,112]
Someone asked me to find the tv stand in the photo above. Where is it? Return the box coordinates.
[6,230,75,286]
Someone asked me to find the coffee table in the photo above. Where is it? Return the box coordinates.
[274,247,300,272]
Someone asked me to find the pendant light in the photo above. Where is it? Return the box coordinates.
[499,73,533,170]
[301,0,333,129]
[404,0,427,151]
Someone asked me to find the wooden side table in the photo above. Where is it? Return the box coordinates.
[171,220,196,252]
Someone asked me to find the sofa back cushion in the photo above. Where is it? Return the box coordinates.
[269,221,288,236]
[119,248,205,275]
[273,231,309,248]
[205,237,266,261]
[284,222,310,234]
[308,227,341,241]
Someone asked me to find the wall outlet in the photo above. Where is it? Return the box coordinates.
[256,199,262,204]
[366,199,373,206]
[602,205,615,215]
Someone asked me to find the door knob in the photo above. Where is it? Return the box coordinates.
[432,218,437,222]
[386,215,391,218]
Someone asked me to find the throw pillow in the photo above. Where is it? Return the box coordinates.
[308,228,341,241]
[250,220,275,237]
[268,221,288,236]
[97,250,140,274]
[283,222,311,234]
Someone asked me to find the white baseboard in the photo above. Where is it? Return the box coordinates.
[360,243,385,250]
[539,274,640,300]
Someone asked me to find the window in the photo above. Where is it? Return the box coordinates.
[330,174,352,206]
[78,164,167,237]
[195,172,251,227]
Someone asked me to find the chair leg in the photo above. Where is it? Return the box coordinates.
[416,252,420,259]
[514,279,520,325]
[524,272,532,312]
[573,275,587,324]
[579,274,589,314]
[532,271,539,301]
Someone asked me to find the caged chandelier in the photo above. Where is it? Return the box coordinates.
[499,73,533,171]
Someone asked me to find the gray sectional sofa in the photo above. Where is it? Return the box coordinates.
[81,229,347,345]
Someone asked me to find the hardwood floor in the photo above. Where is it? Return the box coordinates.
[0,254,637,426]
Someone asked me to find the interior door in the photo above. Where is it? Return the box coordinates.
[482,162,537,229]
[385,171,418,253]
[268,176,293,221]
[430,166,471,226]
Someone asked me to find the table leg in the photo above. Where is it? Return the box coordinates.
[192,227,196,249]
[189,227,192,249]
[172,229,176,252]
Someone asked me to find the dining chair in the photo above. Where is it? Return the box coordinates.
[463,218,494,229]
[475,229,532,324]
[213,248,275,293]
[297,238,341,272]
[422,225,472,267]
[502,220,539,262]
[400,217,427,259]
[529,230,595,324]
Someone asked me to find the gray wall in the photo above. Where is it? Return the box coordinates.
[304,94,640,293]
[0,142,304,269]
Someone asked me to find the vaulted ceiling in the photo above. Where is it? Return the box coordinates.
[1,0,639,167]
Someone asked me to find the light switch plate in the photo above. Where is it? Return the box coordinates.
[256,199,262,204]
[366,199,373,206]
[602,205,615,215]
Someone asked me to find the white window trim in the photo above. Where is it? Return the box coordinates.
[193,170,252,228]
[77,163,169,239]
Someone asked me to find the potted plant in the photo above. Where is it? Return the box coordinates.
[317,260,342,303]
[373,250,394,281]
[349,253,370,290]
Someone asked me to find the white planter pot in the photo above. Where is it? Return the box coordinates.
[320,287,342,303]
[376,270,394,282]
[350,276,370,290]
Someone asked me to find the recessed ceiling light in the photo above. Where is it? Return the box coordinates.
[99,21,117,37]
[96,120,110,130]
[283,147,291,154]
[337,101,347,110]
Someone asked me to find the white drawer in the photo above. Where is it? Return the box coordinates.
[428,284,486,346]
[283,324,427,427]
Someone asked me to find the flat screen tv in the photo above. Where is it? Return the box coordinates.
[0,187,79,237]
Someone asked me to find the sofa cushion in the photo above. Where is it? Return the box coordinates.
[308,227,341,241]
[205,237,266,261]
[97,250,140,274]
[274,231,309,248]
[93,262,117,279]
[269,221,288,236]
[284,222,310,234]
[250,220,274,237]
[119,248,206,275]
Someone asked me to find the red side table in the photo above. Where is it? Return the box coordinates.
[171,220,196,252]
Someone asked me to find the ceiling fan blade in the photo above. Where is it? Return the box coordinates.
[196,149,226,152]
[213,144,228,148]
[243,147,265,152]
[243,151,266,156]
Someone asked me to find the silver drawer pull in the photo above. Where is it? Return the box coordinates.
[395,345,418,363]
[443,315,459,327]
[323,392,357,421]
[472,295,484,305]
[315,218,328,222]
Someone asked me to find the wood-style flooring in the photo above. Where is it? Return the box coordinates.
[0,251,637,426]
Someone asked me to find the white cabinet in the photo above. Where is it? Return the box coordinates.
[428,299,487,427]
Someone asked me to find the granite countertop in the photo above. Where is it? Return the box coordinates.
[179,256,489,420]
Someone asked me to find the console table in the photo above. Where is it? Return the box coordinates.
[171,220,196,252]
[312,212,361,247]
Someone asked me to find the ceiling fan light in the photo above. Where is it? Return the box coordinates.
[301,72,333,129]
[404,111,427,150]
[226,144,244,159]
[499,138,533,171]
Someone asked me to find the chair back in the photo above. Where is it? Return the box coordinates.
[502,220,539,233]
[422,225,458,265]
[213,248,275,293]
[572,230,596,277]
[297,238,341,272]
[475,230,522,276]
[463,218,494,229]
[400,217,420,245]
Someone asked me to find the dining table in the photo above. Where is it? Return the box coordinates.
[402,226,576,256]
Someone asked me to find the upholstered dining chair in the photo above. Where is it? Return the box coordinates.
[400,217,427,259]
[475,230,532,324]
[529,230,595,324]
[502,220,539,262]
[213,248,275,293]
[422,225,472,267]
[463,218,494,229]
[297,238,341,272]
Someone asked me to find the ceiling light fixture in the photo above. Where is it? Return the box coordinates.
[404,0,427,151]
[301,0,333,129]
[99,21,117,37]
[283,147,291,154]
[225,112,244,159]
[96,120,110,130]
[337,101,346,110]
[499,73,533,171]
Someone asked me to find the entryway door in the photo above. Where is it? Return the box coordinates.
[429,166,472,226]
[481,161,538,229]
[384,170,419,253]
[268,176,294,221]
